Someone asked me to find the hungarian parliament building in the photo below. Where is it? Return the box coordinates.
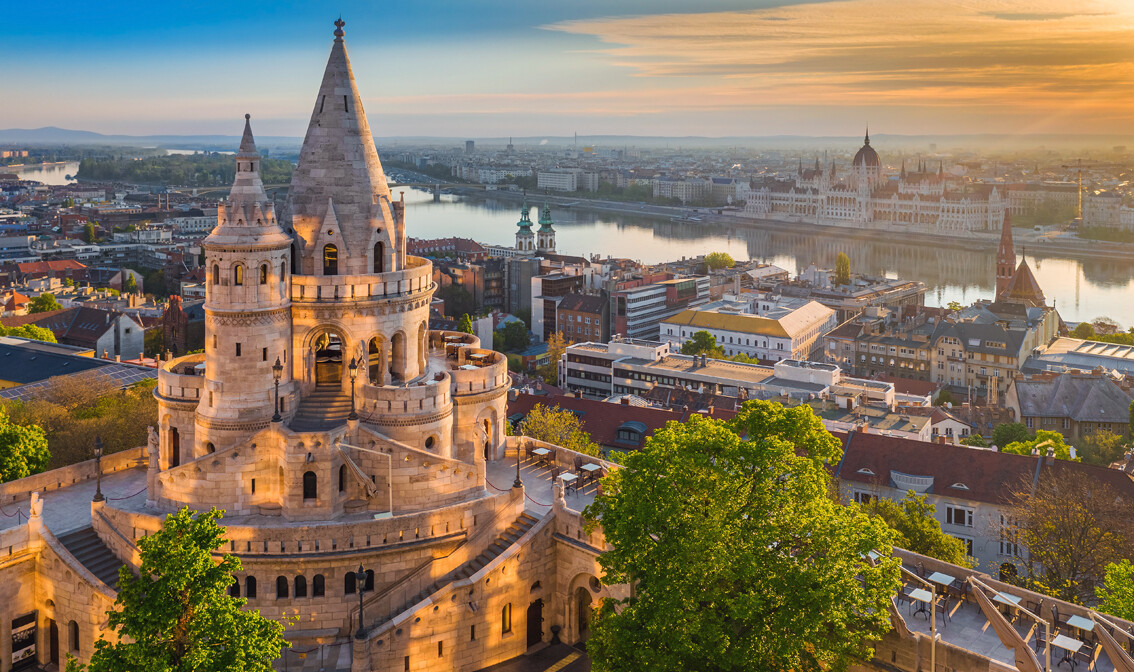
[742,132,1007,233]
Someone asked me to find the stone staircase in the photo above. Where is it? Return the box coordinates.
[367,512,541,633]
[58,527,125,590]
[289,386,352,432]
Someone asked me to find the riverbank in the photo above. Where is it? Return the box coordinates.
[452,187,1134,263]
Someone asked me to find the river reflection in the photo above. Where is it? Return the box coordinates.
[402,189,1134,327]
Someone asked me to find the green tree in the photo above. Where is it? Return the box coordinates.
[517,404,601,456]
[493,320,529,352]
[585,402,901,671]
[1001,430,1075,461]
[934,389,955,406]
[438,284,477,318]
[76,507,288,672]
[535,331,571,384]
[28,293,63,314]
[122,273,138,294]
[835,252,851,286]
[1097,559,1134,621]
[703,251,735,270]
[0,324,57,343]
[456,313,474,335]
[1071,322,1096,339]
[145,327,165,358]
[1077,429,1128,467]
[0,407,50,483]
[729,352,759,365]
[680,330,725,358]
[959,434,988,448]
[946,301,963,312]
[861,491,972,567]
[83,222,97,244]
[992,422,1030,448]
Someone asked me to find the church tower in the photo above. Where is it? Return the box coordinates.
[198,115,294,452]
[515,199,535,254]
[536,201,556,254]
[995,210,1016,300]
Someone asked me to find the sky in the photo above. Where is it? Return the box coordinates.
[7,0,1134,138]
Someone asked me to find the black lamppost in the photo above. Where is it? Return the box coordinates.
[271,357,283,423]
[513,440,523,489]
[93,436,105,502]
[347,357,358,420]
[354,565,367,639]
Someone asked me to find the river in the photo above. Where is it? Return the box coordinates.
[399,188,1134,328]
[7,160,80,185]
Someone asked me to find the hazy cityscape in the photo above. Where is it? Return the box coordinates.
[3,3,1134,672]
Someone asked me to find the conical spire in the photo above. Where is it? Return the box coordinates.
[517,198,533,231]
[204,115,289,248]
[864,126,870,145]
[538,201,555,231]
[287,18,397,275]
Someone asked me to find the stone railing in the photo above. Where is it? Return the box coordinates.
[428,330,480,350]
[0,446,146,504]
[503,436,617,476]
[290,257,433,303]
[448,348,508,397]
[156,353,206,402]
[0,520,32,559]
[359,372,450,418]
[100,487,509,560]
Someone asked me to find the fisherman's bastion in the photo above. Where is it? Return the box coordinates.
[0,21,618,672]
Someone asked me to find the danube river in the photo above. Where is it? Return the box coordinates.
[9,164,1131,326]
[400,188,1134,328]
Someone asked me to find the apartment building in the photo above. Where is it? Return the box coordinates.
[610,276,710,340]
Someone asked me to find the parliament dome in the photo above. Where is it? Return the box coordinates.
[852,130,880,168]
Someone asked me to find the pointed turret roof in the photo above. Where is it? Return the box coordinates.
[538,202,555,231]
[1004,258,1046,306]
[516,199,533,232]
[204,115,289,248]
[287,18,392,258]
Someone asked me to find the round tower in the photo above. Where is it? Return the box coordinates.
[196,115,295,453]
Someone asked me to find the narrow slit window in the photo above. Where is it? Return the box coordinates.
[319,95,325,113]
[344,95,349,112]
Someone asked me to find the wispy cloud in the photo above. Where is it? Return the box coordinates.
[543,0,1134,134]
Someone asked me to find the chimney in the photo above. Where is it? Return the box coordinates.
[114,354,121,363]
[575,390,583,399]
[620,397,629,405]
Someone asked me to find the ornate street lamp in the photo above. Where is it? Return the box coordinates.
[93,436,105,502]
[347,357,359,421]
[354,564,368,639]
[271,357,283,423]
[513,440,523,489]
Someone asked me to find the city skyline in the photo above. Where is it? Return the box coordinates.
[9,0,1134,139]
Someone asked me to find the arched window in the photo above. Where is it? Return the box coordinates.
[228,580,240,598]
[294,575,307,598]
[206,442,215,454]
[233,264,244,286]
[374,241,384,273]
[260,264,269,285]
[245,576,257,598]
[290,243,298,275]
[211,264,219,286]
[68,620,79,653]
[338,464,346,493]
[281,260,287,282]
[501,603,512,633]
[276,576,288,599]
[313,574,325,597]
[302,470,317,500]
[344,572,357,595]
[323,244,338,276]
[365,569,374,591]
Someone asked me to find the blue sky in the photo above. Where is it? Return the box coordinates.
[7,1,1134,138]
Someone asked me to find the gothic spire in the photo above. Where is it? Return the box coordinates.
[204,115,289,248]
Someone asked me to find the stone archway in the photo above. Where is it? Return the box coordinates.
[310,329,345,387]
[367,336,387,386]
[573,587,593,644]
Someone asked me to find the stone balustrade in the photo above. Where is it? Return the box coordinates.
[290,256,433,303]
[0,446,146,504]
[448,348,509,397]
[155,353,206,402]
[359,372,450,418]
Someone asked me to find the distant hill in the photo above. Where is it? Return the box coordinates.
[0,126,301,150]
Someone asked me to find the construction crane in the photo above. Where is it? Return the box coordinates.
[1059,159,1124,219]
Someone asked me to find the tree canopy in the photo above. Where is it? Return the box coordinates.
[122,273,138,294]
[704,251,735,270]
[0,324,57,343]
[76,507,288,672]
[680,330,725,358]
[1097,559,1134,621]
[493,320,530,352]
[535,331,571,384]
[517,404,601,456]
[585,401,901,671]
[1077,429,1129,467]
[456,313,474,335]
[834,252,851,286]
[959,434,988,448]
[860,491,972,567]
[0,407,50,483]
[992,422,1030,448]
[1007,469,1134,604]
[28,293,63,314]
[1001,430,1076,461]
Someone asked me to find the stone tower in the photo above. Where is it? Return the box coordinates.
[536,201,556,254]
[515,199,535,253]
[995,210,1016,300]
[196,115,294,455]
